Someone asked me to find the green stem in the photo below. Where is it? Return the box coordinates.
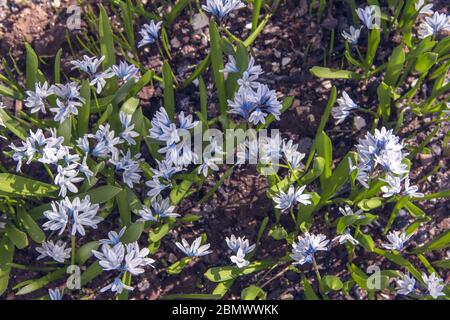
[71,235,76,266]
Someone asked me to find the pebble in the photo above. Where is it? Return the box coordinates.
[281,57,291,67]
[192,13,209,30]
[354,116,366,130]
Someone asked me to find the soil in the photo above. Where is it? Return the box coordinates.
[0,0,449,300]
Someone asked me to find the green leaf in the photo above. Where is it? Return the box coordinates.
[355,232,375,252]
[366,29,380,67]
[17,208,45,243]
[316,131,332,188]
[25,43,39,91]
[357,197,383,211]
[77,80,91,136]
[384,45,405,86]
[413,230,450,253]
[302,275,319,300]
[310,67,358,79]
[0,237,15,296]
[0,108,28,140]
[414,52,438,74]
[120,0,135,47]
[432,259,450,269]
[149,223,170,243]
[116,188,131,227]
[209,20,227,115]
[167,257,192,275]
[204,260,276,282]
[80,261,103,286]
[241,285,266,300]
[323,152,357,197]
[305,87,336,169]
[57,116,72,145]
[251,0,263,31]
[269,225,288,240]
[323,275,343,291]
[170,180,194,205]
[0,174,58,197]
[121,222,145,244]
[99,5,116,68]
[162,61,175,120]
[4,223,28,249]
[54,48,62,84]
[76,241,100,265]
[16,268,66,295]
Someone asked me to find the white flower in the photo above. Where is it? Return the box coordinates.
[198,156,220,177]
[175,237,212,257]
[137,205,157,222]
[138,20,163,47]
[110,61,140,82]
[415,0,433,15]
[91,123,122,158]
[124,242,155,275]
[342,26,361,45]
[356,6,379,29]
[71,55,104,76]
[381,175,424,198]
[382,231,413,251]
[333,229,359,245]
[380,174,403,197]
[100,277,134,294]
[220,55,239,73]
[418,12,450,39]
[25,82,52,114]
[332,92,359,125]
[356,127,407,177]
[272,185,312,212]
[100,227,127,246]
[151,158,183,180]
[50,83,85,123]
[145,177,171,198]
[54,164,84,197]
[396,273,416,295]
[225,234,255,255]
[338,205,364,218]
[48,288,63,300]
[36,240,71,263]
[71,55,115,94]
[119,111,139,145]
[422,272,446,299]
[403,177,424,198]
[291,232,329,265]
[90,70,115,94]
[43,195,102,236]
[230,248,250,268]
[92,243,126,271]
[202,0,246,20]
[281,139,305,169]
[138,196,178,222]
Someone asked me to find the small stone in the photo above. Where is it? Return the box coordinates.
[137,279,150,292]
[281,57,291,67]
[192,13,209,30]
[321,80,332,90]
[171,37,181,48]
[273,48,281,59]
[272,62,280,73]
[418,153,433,165]
[354,116,366,130]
